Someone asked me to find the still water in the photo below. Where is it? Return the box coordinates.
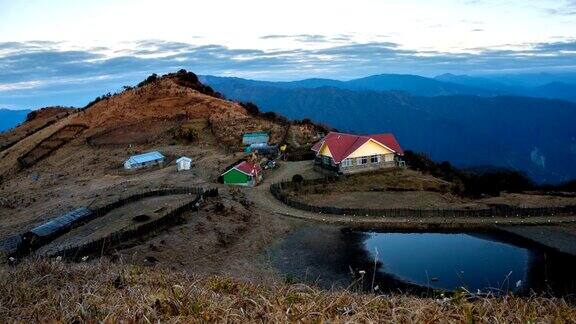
[271,226,576,295]
[364,232,529,292]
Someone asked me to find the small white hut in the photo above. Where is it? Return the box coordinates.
[176,156,192,171]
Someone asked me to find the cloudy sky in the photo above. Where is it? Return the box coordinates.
[1,0,575,108]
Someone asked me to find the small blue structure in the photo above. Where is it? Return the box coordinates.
[242,132,269,145]
[244,143,279,156]
[22,207,93,245]
[124,151,165,170]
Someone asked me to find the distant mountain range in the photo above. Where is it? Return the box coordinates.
[4,72,576,184]
[201,75,576,184]
[203,72,576,102]
[0,109,30,132]
[435,73,576,103]
[202,74,498,97]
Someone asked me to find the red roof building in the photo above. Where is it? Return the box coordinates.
[312,131,404,174]
[235,161,262,177]
[221,161,263,186]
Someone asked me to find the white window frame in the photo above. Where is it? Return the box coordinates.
[357,156,368,165]
[370,155,380,163]
[341,158,353,167]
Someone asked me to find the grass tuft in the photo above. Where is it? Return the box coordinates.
[1,259,575,322]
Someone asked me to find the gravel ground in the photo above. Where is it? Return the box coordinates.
[498,225,576,256]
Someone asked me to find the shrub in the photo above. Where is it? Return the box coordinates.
[173,127,198,143]
[292,174,304,184]
[137,74,158,87]
[137,73,159,87]
[176,69,199,83]
[239,102,260,115]
[83,92,113,109]
[403,150,535,197]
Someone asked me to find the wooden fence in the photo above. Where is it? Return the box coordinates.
[270,181,576,218]
[50,193,209,259]
[89,187,207,219]
[6,187,215,258]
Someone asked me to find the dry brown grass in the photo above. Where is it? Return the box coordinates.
[295,169,453,196]
[1,259,575,323]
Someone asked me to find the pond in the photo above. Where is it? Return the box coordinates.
[270,225,576,295]
[364,232,528,292]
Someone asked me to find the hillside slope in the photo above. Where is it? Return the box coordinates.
[0,107,74,152]
[0,71,322,238]
[201,78,576,183]
[2,259,575,322]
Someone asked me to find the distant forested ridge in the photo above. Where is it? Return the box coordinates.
[0,109,31,132]
[201,75,576,184]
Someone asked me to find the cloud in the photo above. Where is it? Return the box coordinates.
[543,0,576,15]
[1,39,576,108]
[260,34,343,43]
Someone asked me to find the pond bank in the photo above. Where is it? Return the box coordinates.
[497,225,576,256]
[268,224,576,296]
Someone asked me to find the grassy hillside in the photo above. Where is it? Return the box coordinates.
[1,260,575,322]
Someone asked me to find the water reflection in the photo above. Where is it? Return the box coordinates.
[364,232,529,292]
[270,225,576,296]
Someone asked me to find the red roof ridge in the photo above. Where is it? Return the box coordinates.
[312,131,404,163]
[233,161,261,176]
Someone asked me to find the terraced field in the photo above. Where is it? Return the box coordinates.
[17,124,87,168]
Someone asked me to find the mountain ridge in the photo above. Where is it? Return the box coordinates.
[200,73,498,97]
[201,76,576,184]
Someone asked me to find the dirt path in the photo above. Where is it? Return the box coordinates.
[247,161,576,227]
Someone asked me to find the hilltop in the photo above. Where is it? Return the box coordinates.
[0,70,323,239]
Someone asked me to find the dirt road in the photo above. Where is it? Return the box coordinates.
[247,161,576,228]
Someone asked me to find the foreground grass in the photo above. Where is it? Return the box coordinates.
[1,260,575,323]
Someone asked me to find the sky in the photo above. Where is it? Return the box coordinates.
[1,0,575,109]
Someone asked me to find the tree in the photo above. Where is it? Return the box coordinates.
[240,102,260,115]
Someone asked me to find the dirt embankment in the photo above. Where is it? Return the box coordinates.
[115,188,295,281]
[0,107,74,152]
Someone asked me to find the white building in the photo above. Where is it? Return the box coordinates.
[124,151,165,170]
[176,156,192,171]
